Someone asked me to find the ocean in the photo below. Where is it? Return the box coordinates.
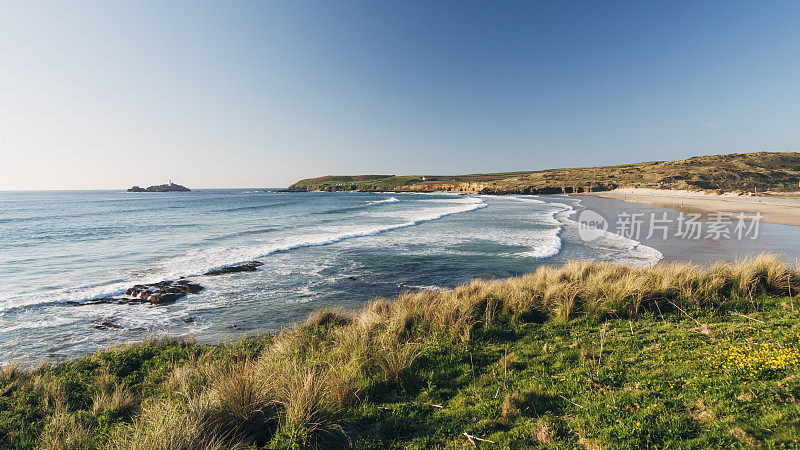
[1,190,665,363]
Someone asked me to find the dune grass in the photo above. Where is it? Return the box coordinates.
[1,254,800,448]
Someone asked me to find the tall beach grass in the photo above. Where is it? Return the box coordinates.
[3,254,798,448]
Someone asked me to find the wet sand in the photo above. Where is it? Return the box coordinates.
[572,194,800,266]
[588,188,800,226]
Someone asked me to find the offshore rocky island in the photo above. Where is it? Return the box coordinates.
[127,180,190,192]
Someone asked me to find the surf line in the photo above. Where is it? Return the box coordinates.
[68,197,488,307]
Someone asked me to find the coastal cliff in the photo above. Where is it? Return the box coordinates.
[290,180,616,195]
[289,151,800,194]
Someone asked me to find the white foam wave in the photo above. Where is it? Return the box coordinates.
[557,206,664,267]
[469,195,570,259]
[404,284,449,292]
[516,226,563,258]
[0,315,81,333]
[490,195,661,265]
[188,197,487,276]
[519,201,572,258]
[0,197,487,308]
[484,195,660,264]
[367,196,399,206]
[504,195,545,204]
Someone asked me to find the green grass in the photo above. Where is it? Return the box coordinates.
[290,175,424,191]
[2,256,800,448]
[0,338,270,449]
[345,303,800,448]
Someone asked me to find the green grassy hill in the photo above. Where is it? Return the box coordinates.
[289,151,800,194]
[2,255,800,448]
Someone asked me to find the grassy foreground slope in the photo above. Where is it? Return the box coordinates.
[3,255,800,448]
[289,151,800,194]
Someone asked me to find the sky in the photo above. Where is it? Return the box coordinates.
[1,1,799,190]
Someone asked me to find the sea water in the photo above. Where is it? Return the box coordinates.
[0,190,660,363]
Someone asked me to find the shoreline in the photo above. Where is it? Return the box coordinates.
[583,188,800,226]
[3,255,799,447]
[570,193,800,266]
[5,191,799,366]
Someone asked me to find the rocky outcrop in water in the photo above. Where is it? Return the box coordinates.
[203,261,263,276]
[72,261,263,309]
[91,318,125,330]
[77,279,204,306]
[125,279,203,303]
[127,183,190,192]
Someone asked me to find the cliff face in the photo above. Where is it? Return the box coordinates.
[289,180,616,194]
[404,182,615,194]
[289,152,800,194]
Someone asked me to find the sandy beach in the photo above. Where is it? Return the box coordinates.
[587,188,800,226]
[573,193,800,265]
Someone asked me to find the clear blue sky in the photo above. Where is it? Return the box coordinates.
[1,0,798,189]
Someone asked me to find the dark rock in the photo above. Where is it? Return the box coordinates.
[204,261,263,276]
[125,280,203,304]
[127,186,146,192]
[82,297,140,306]
[92,319,124,330]
[536,186,564,195]
[69,280,203,307]
[179,316,197,324]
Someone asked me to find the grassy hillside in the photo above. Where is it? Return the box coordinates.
[289,151,800,194]
[2,255,800,448]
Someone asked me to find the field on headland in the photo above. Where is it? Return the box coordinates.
[2,255,800,448]
[289,152,800,195]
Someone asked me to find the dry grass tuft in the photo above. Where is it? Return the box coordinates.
[0,362,23,383]
[532,419,552,444]
[38,413,94,450]
[692,400,716,422]
[109,396,224,450]
[0,363,25,398]
[165,358,209,400]
[693,323,712,336]
[269,359,346,444]
[501,392,522,419]
[304,308,354,330]
[397,253,799,330]
[92,383,136,418]
[107,254,797,447]
[729,427,756,446]
[92,369,137,419]
[30,375,69,413]
[207,359,274,443]
[371,335,422,384]
[502,389,546,419]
